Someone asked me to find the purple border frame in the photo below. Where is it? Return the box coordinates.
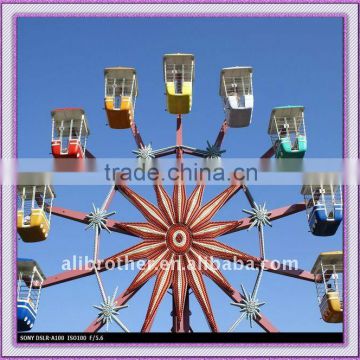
[1,2,358,358]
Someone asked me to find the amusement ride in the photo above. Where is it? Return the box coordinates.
[17,54,343,333]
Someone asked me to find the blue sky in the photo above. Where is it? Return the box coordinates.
[17,17,343,333]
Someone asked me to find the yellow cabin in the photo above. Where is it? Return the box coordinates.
[104,67,138,129]
[163,54,194,114]
[17,174,55,243]
[311,251,343,323]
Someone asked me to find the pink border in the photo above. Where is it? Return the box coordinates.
[1,0,360,3]
[1,3,358,359]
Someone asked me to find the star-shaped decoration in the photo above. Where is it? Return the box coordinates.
[133,144,155,159]
[243,202,272,230]
[204,141,226,159]
[85,204,116,233]
[108,181,261,332]
[229,284,265,330]
[93,287,129,332]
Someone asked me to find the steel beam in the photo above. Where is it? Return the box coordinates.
[262,260,318,282]
[214,119,228,149]
[261,146,275,159]
[130,121,145,149]
[226,202,307,234]
[84,149,96,159]
[50,206,137,237]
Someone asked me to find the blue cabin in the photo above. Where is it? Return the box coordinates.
[17,259,45,331]
[268,106,307,158]
[301,184,343,236]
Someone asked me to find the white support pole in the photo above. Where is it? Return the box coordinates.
[321,186,327,217]
[28,268,35,304]
[31,186,36,209]
[274,116,280,140]
[285,118,290,138]
[321,261,327,293]
[34,269,44,313]
[333,264,338,293]
[48,195,54,225]
[51,118,55,141]
[222,75,227,98]
[190,61,194,83]
[130,74,135,100]
[339,185,343,205]
[69,119,73,140]
[60,120,64,150]
[293,116,298,136]
[21,187,25,212]
[17,272,23,301]
[310,185,315,205]
[302,112,306,137]
[42,185,46,210]
[330,185,336,215]
[79,117,84,147]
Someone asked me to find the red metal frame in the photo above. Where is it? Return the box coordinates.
[47,190,310,332]
[130,121,145,149]
[261,146,275,159]
[214,119,229,149]
[43,109,314,334]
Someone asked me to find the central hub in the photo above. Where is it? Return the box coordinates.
[166,224,192,254]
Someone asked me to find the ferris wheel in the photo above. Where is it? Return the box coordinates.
[16,53,343,333]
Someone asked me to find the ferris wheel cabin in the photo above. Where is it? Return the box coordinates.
[17,180,55,243]
[268,106,307,158]
[220,67,254,128]
[163,53,194,114]
[17,259,46,331]
[51,108,89,158]
[311,251,343,323]
[104,67,138,129]
[301,184,343,236]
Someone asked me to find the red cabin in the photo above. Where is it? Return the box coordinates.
[51,108,90,159]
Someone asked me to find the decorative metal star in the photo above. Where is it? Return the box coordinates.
[133,144,155,159]
[243,202,272,229]
[229,284,266,331]
[204,141,226,159]
[110,182,257,332]
[85,203,116,233]
[93,287,129,332]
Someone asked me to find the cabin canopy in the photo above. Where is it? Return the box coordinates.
[17,173,56,200]
[17,258,46,280]
[104,67,138,98]
[220,66,253,97]
[301,184,341,196]
[311,251,343,274]
[301,173,341,195]
[51,108,89,137]
[163,53,194,83]
[268,106,304,135]
[17,185,55,200]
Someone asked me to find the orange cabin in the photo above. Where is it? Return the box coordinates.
[104,67,138,129]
